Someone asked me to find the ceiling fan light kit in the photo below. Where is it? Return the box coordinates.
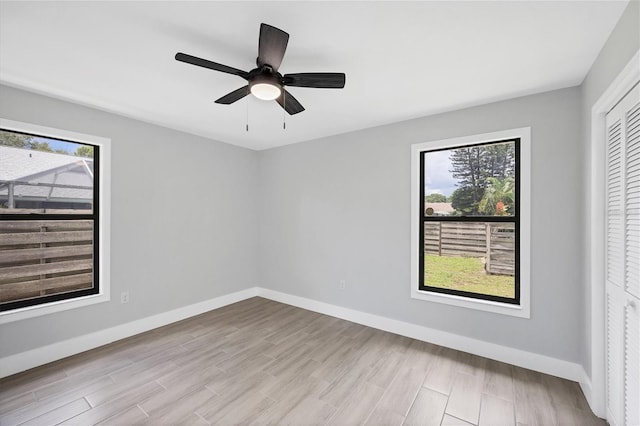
[175,23,346,115]
[249,73,282,101]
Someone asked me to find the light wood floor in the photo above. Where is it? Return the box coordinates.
[0,297,603,425]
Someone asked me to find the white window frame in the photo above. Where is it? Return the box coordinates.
[410,127,531,318]
[0,118,111,324]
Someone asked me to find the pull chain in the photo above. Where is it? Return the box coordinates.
[283,90,286,130]
[246,96,249,132]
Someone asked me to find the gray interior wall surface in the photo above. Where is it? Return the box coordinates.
[580,1,640,377]
[2,2,637,367]
[0,84,259,357]
[258,87,583,363]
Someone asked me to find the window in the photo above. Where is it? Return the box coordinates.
[0,119,110,322]
[411,128,530,317]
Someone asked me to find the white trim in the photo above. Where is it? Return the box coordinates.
[588,49,640,419]
[257,288,582,384]
[0,287,260,378]
[0,118,112,324]
[579,367,594,414]
[410,127,531,318]
[1,285,589,398]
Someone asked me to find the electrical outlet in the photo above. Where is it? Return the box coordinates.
[339,280,346,290]
[120,291,129,304]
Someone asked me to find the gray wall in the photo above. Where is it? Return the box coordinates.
[0,84,259,357]
[2,2,637,370]
[258,87,583,363]
[580,1,640,376]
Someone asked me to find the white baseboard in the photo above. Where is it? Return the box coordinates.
[0,287,260,378]
[256,289,590,394]
[578,368,602,418]
[1,286,598,419]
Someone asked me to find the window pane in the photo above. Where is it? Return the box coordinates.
[423,141,515,217]
[0,220,94,306]
[0,130,94,214]
[423,221,515,299]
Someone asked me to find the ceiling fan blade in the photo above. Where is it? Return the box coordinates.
[275,89,305,115]
[175,53,249,80]
[283,73,346,88]
[215,86,250,104]
[257,23,289,71]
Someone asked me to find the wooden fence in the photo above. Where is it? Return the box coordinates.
[0,220,93,304]
[424,222,515,275]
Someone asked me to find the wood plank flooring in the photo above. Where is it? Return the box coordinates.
[0,297,603,425]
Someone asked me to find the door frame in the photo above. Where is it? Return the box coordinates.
[589,49,639,419]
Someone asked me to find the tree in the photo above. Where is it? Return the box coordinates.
[450,187,478,215]
[478,177,515,215]
[448,143,515,215]
[481,144,515,180]
[28,141,53,152]
[0,131,66,154]
[449,146,484,214]
[425,193,447,203]
[0,130,32,148]
[74,145,94,158]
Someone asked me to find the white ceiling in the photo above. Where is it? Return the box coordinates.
[0,1,628,151]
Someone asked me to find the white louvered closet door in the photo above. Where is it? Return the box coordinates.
[606,82,640,426]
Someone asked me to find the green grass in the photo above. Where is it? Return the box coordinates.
[424,254,514,298]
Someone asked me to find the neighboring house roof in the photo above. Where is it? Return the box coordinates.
[0,146,93,203]
[425,202,455,215]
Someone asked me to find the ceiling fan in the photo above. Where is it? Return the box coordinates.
[175,23,346,115]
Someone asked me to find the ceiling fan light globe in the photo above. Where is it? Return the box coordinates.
[250,83,281,101]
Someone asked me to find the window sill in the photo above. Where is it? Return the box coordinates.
[411,288,530,318]
[0,292,110,324]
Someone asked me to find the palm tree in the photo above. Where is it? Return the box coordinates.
[479,177,515,215]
